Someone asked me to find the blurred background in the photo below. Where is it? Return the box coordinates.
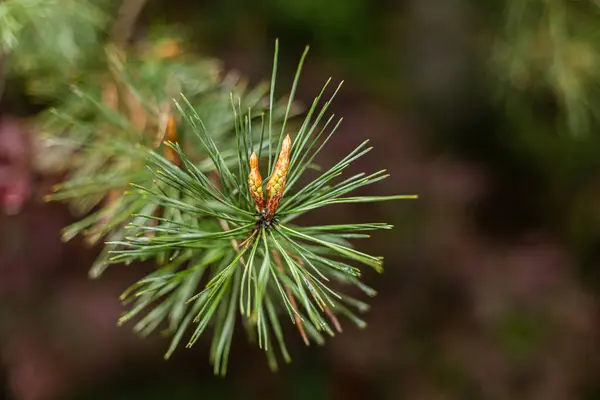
[3,0,600,399]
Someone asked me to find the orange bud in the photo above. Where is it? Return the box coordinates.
[166,115,177,142]
[248,152,265,210]
[265,135,292,218]
[165,115,181,168]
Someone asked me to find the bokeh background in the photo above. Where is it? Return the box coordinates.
[3,0,600,399]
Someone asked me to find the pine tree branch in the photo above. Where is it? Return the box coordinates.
[45,39,417,372]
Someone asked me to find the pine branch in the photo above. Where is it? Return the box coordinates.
[107,42,417,373]
[3,0,415,374]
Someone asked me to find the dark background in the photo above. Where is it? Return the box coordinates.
[2,0,600,399]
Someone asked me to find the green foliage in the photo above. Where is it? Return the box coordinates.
[106,42,416,374]
[0,0,109,93]
[41,43,288,277]
[489,0,600,135]
[4,0,415,375]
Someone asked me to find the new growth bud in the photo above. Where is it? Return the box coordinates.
[248,152,265,210]
[265,135,292,218]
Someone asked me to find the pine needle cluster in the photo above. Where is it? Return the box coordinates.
[2,0,416,374]
[104,42,416,373]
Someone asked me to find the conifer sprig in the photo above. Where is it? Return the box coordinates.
[108,41,417,374]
